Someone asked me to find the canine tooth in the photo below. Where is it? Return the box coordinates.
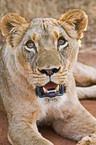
[56,85,59,91]
[43,87,47,93]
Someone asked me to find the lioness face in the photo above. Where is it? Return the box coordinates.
[16,18,79,98]
[1,10,88,98]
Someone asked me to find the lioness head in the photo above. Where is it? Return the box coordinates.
[1,9,88,98]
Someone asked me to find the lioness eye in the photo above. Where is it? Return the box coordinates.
[58,37,68,48]
[25,40,35,51]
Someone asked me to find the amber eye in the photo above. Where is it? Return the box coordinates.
[25,40,35,51]
[58,37,68,48]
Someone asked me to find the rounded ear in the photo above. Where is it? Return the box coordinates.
[59,9,88,39]
[1,13,28,47]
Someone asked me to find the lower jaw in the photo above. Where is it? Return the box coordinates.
[36,84,65,98]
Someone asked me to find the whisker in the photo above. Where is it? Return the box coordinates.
[26,72,46,78]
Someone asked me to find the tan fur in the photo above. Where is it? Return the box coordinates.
[0,9,96,145]
[74,62,96,99]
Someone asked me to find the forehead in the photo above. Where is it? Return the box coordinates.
[31,18,59,31]
[27,18,68,39]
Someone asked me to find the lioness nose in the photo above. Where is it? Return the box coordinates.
[39,67,60,76]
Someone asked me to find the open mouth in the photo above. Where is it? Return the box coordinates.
[36,81,65,98]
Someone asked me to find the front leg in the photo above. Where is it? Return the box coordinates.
[8,116,53,145]
[52,100,96,144]
[5,100,53,145]
[77,85,96,99]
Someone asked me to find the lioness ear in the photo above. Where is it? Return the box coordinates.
[1,13,28,47]
[59,9,88,39]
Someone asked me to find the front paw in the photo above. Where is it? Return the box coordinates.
[8,134,54,145]
[37,138,54,145]
[77,134,96,145]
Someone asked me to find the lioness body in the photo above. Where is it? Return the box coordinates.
[0,9,96,145]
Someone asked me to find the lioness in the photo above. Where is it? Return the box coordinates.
[0,9,96,145]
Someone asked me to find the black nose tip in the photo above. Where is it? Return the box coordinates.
[38,67,60,76]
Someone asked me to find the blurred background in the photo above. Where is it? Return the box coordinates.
[0,0,96,65]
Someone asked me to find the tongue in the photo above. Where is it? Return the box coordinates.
[44,82,57,90]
